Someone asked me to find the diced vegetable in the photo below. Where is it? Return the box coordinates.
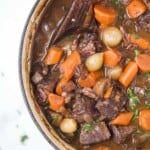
[85,53,104,72]
[136,54,150,72]
[127,88,140,110]
[78,71,101,87]
[111,112,134,125]
[60,118,77,133]
[56,78,68,95]
[93,78,110,97]
[130,34,149,50]
[61,50,81,80]
[48,93,65,111]
[139,109,150,130]
[94,4,117,26]
[101,27,123,47]
[106,65,122,80]
[104,87,113,99]
[104,49,122,67]
[94,146,110,150]
[44,46,63,65]
[127,0,147,18]
[119,61,138,87]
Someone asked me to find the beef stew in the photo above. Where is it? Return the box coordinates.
[30,0,150,149]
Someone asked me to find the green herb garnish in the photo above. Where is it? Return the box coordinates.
[20,135,29,144]
[68,35,75,41]
[82,123,94,132]
[145,103,150,109]
[96,118,104,123]
[127,88,140,110]
[112,0,119,4]
[52,115,59,124]
[132,109,139,121]
[145,89,150,96]
[134,49,139,58]
[146,133,150,138]
[135,129,144,134]
[133,31,140,39]
[144,73,150,77]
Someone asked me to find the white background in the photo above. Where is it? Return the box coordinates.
[0,0,54,150]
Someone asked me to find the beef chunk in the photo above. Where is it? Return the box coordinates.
[74,64,88,79]
[96,83,127,119]
[62,80,76,92]
[120,0,131,5]
[36,78,58,105]
[138,11,150,32]
[80,122,111,144]
[80,40,96,58]
[111,125,136,144]
[72,94,99,123]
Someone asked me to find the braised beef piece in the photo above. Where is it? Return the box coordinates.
[80,122,111,144]
[62,80,76,92]
[72,94,99,123]
[81,87,98,99]
[119,0,131,5]
[74,64,88,79]
[96,83,127,119]
[111,125,136,144]
[80,40,96,58]
[138,11,150,32]
[31,71,43,84]
[36,77,58,105]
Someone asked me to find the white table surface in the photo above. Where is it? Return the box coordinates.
[0,0,54,150]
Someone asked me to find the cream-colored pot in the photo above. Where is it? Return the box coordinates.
[20,0,75,150]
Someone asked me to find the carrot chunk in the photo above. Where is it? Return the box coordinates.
[104,87,113,99]
[127,0,147,18]
[44,46,63,65]
[139,109,150,130]
[130,34,149,50]
[78,71,101,88]
[61,50,81,80]
[119,61,138,87]
[111,112,134,125]
[136,54,150,72]
[94,4,117,26]
[56,78,68,95]
[94,146,110,150]
[104,49,122,68]
[48,93,65,111]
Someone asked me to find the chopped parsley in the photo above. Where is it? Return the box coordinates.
[132,109,139,121]
[82,123,94,132]
[96,118,104,123]
[144,73,150,77]
[145,89,150,96]
[145,103,150,109]
[20,134,29,144]
[52,115,59,124]
[133,31,140,39]
[68,35,75,41]
[127,88,140,110]
[112,0,119,4]
[146,133,150,138]
[134,49,139,58]
[135,129,144,134]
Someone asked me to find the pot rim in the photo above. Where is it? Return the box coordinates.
[19,1,59,150]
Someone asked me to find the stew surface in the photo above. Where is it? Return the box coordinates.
[30,0,150,149]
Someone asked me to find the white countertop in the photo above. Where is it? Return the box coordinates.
[0,0,54,150]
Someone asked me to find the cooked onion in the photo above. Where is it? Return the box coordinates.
[106,65,122,80]
[101,26,123,47]
[85,52,104,72]
[60,118,77,133]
